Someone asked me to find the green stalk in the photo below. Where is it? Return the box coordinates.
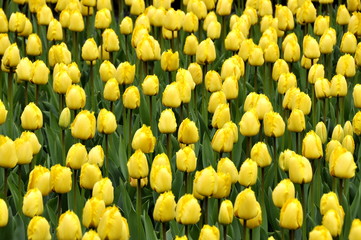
[3,168,8,199]
[246,136,251,158]
[254,66,258,92]
[340,97,345,125]
[204,197,208,225]
[336,96,339,124]
[185,225,189,238]
[61,129,65,164]
[323,98,327,123]
[72,31,79,64]
[184,172,188,194]
[35,84,39,105]
[24,81,28,105]
[223,225,227,240]
[167,133,172,162]
[136,178,142,235]
[149,96,152,129]
[290,230,295,240]
[161,222,166,240]
[57,194,62,220]
[243,221,247,240]
[7,70,13,138]
[73,169,77,214]
[273,137,278,183]
[301,184,307,240]
[128,109,133,157]
[89,62,95,112]
[105,134,109,177]
[312,85,316,127]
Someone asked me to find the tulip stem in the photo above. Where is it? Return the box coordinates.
[273,137,278,183]
[3,168,8,199]
[290,230,295,240]
[128,109,133,156]
[35,84,39,105]
[254,66,258,92]
[185,224,189,238]
[90,62,95,112]
[167,133,172,162]
[24,81,28,105]
[243,221,247,240]
[301,183,307,240]
[72,31,79,64]
[7,70,13,138]
[336,96,339,124]
[161,222,166,240]
[204,197,209,225]
[136,178,142,234]
[61,129,65,165]
[223,225,227,240]
[323,98,327,123]
[105,134,109,177]
[246,136,251,158]
[57,194,62,220]
[184,172,188,194]
[149,96,152,129]
[73,169,77,214]
[0,69,3,99]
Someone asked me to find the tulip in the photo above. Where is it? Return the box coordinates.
[336,54,356,77]
[119,16,133,35]
[0,9,8,33]
[234,188,259,220]
[27,216,51,240]
[20,131,41,155]
[272,179,295,208]
[66,143,88,170]
[205,70,222,92]
[116,61,136,85]
[102,29,119,53]
[248,45,264,66]
[20,102,43,130]
[16,58,33,83]
[348,13,361,36]
[90,178,113,207]
[86,146,104,168]
[82,230,101,240]
[22,188,43,217]
[309,225,333,240]
[291,92,312,115]
[183,12,198,33]
[66,85,86,110]
[315,121,328,143]
[142,75,159,96]
[225,29,244,52]
[136,35,161,61]
[320,192,343,216]
[27,166,51,196]
[162,82,181,107]
[272,59,289,81]
[211,103,230,129]
[0,199,8,227]
[353,111,361,135]
[302,130,323,159]
[218,200,233,224]
[353,84,361,109]
[296,0,317,24]
[283,88,301,110]
[207,91,226,114]
[221,56,244,81]
[332,124,345,142]
[303,35,321,59]
[97,109,117,134]
[37,5,53,26]
[82,38,98,62]
[211,126,234,153]
[68,10,84,32]
[199,225,220,240]
[123,86,140,109]
[150,160,172,193]
[329,146,357,179]
[0,101,7,126]
[48,43,72,67]
[263,111,285,137]
[287,109,306,133]
[127,149,149,179]
[280,198,303,230]
[206,21,221,40]
[275,5,294,31]
[288,154,313,184]
[342,135,355,153]
[158,109,177,134]
[183,34,199,56]
[347,0,361,12]
[175,194,201,225]
[283,39,301,63]
[82,197,106,228]
[0,34,11,55]
[337,5,350,25]
[178,118,199,144]
[153,191,176,222]
[278,73,297,94]
[341,32,357,54]
[79,163,102,189]
[1,43,20,71]
[238,110,260,137]
[322,209,343,237]
[14,137,33,165]
[349,219,361,240]
[238,158,258,187]
[47,19,63,41]
[102,78,120,102]
[194,166,218,197]
[26,33,42,56]
[57,211,82,240]
[132,125,156,153]
[95,8,111,29]
[196,38,216,65]
[130,0,145,15]
[330,74,347,97]
[325,140,342,163]
[176,69,194,103]
[9,12,26,33]
[343,121,353,136]
[314,16,330,36]
[258,0,272,16]
[251,142,272,167]
[99,61,116,82]
[279,149,296,171]
[186,0,206,20]
[221,76,238,100]
[211,172,232,198]
[216,158,237,184]
[176,146,197,172]
[320,30,336,54]
[50,164,72,194]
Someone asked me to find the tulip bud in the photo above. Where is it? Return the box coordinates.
[136,35,161,61]
[95,8,111,29]
[14,137,33,165]
[251,142,272,167]
[314,16,329,36]
[26,33,42,56]
[53,70,72,94]
[27,216,51,240]
[354,83,361,107]
[353,111,361,135]
[178,118,199,144]
[132,124,156,153]
[22,188,43,217]
[87,145,104,167]
[97,109,117,134]
[211,103,230,129]
[20,102,43,130]
[82,38,98,61]
[288,154,313,184]
[176,146,197,172]
[57,211,82,240]
[9,12,26,33]
[264,111,285,137]
[127,149,149,179]
[272,59,289,81]
[331,124,344,142]
[329,146,357,179]
[82,197,106,228]
[102,28,119,52]
[27,166,51,196]
[330,74,347,97]
[218,200,233,225]
[92,178,114,205]
[175,194,201,225]
[296,0,317,24]
[47,19,63,41]
[153,191,176,222]
[194,166,218,197]
[211,126,234,153]
[0,34,11,55]
[68,10,84,32]
[123,85,141,109]
[337,5,350,25]
[66,85,86,110]
[205,70,222,92]
[119,16,133,35]
[349,219,361,240]
[199,225,220,240]
[341,32,357,54]
[303,35,321,59]
[222,76,239,100]
[1,43,20,71]
[66,143,88,170]
[283,39,301,63]
[161,49,179,72]
[196,38,216,65]
[103,78,120,102]
[234,188,259,220]
[302,130,323,159]
[322,209,343,237]
[142,75,159,96]
[158,109,177,134]
[278,72,297,94]
[279,149,296,171]
[16,58,33,83]
[0,199,8,227]
[80,163,102,190]
[280,198,303,230]
[315,121,328,143]
[71,110,96,140]
[238,158,258,187]
[336,54,356,77]
[238,110,260,137]
[272,179,295,208]
[150,154,172,193]
[183,34,199,56]
[48,43,72,67]
[0,9,8,33]
[183,12,198,33]
[291,92,312,115]
[99,60,116,82]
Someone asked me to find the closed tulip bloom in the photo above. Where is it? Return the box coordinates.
[207,21,221,40]
[97,109,117,134]
[103,78,120,102]
[199,225,220,240]
[330,74,347,97]
[264,111,285,137]
[116,61,136,84]
[320,30,335,54]
[248,45,264,66]
[15,138,33,165]
[288,154,313,183]
[153,191,176,222]
[27,216,51,240]
[123,86,140,109]
[162,82,181,107]
[15,58,33,82]
[291,92,312,115]
[187,0,206,20]
[296,0,317,24]
[276,5,294,31]
[204,12,219,30]
[213,172,232,199]
[88,145,104,167]
[336,54,356,77]
[71,110,96,140]
[68,10,84,32]
[218,200,233,225]
[21,103,43,130]
[254,94,273,120]
[127,149,149,179]
[92,178,114,205]
[238,158,258,187]
[353,111,361,135]
[66,85,86,110]
[194,166,218,197]
[239,110,260,137]
[82,197,105,228]
[238,38,255,61]
[47,18,63,41]
[343,121,353,137]
[18,17,32,37]
[216,0,233,16]
[176,194,201,224]
[221,56,244,81]
[176,146,197,172]
[36,5,53,26]
[0,199,8,227]
[183,34,199,56]
[279,149,296,171]
[309,225,333,240]
[315,78,331,99]
[99,61,116,82]
[136,35,161,61]
[20,131,41,155]
[314,16,330,36]
[161,49,179,72]
[280,198,303,230]
[95,8,111,29]
[354,84,361,108]
[1,43,20,70]
[142,75,159,96]
[341,32,357,54]
[329,146,357,178]
[80,163,102,189]
[150,162,172,193]
[205,70,222,92]
[282,33,298,52]
[102,29,119,52]
[349,219,361,240]
[0,34,11,55]
[178,118,199,144]
[211,126,234,153]
[119,16,133,35]
[217,157,238,183]
[326,140,342,162]
[283,39,301,63]
[82,38,98,61]
[272,59,289,81]
[332,124,345,142]
[30,60,48,85]
[0,9,8,33]
[26,33,42,56]
[322,209,343,237]
[258,0,273,16]
[53,70,72,94]
[225,29,244,52]
[283,87,300,110]
[158,109,177,133]
[48,43,72,67]
[176,69,194,104]
[347,0,361,12]
[57,211,82,240]
[251,142,272,167]
[0,101,6,126]
[132,125,156,153]
[22,188,43,217]
[130,0,145,15]
[163,8,183,31]
[234,188,258,220]
[196,38,216,65]
[211,103,230,129]
[302,130,323,159]
[315,121,328,143]
[264,41,280,63]
[27,166,51,196]
[66,143,88,170]
[337,5,350,25]
[183,12,198,33]
[208,91,226,113]
[272,179,295,208]
[9,12,26,33]
[320,192,343,216]
[278,73,297,94]
[303,35,320,59]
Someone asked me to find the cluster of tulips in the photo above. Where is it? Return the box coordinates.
[1,0,361,239]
